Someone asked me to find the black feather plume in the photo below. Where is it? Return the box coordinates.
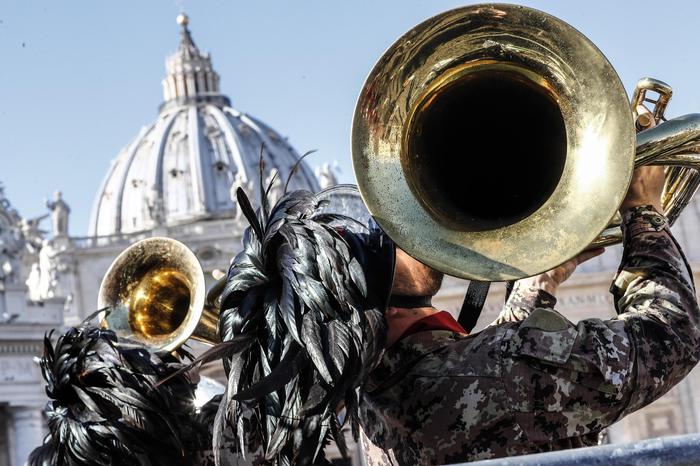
[284,149,317,194]
[28,325,212,466]
[237,187,263,241]
[214,187,391,465]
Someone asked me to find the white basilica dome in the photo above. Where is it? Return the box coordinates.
[89,14,319,237]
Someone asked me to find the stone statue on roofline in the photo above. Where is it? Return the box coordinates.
[316,162,338,190]
[46,191,70,238]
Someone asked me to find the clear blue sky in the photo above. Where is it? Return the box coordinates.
[1,0,699,236]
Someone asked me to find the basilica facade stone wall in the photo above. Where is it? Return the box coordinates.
[0,187,66,466]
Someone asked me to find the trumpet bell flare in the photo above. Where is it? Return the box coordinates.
[97,237,205,353]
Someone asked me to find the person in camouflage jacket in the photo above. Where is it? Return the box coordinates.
[358,162,700,464]
[197,160,697,465]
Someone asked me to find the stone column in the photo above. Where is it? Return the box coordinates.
[10,408,43,466]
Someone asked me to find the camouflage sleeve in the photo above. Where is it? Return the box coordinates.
[489,282,557,325]
[611,205,700,414]
[502,205,700,442]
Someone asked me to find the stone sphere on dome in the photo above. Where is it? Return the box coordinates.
[176,13,189,26]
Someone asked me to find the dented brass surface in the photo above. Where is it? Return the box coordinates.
[352,4,700,280]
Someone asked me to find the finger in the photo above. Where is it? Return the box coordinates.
[575,247,605,265]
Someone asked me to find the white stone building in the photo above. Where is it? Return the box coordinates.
[0,186,65,466]
[2,11,700,466]
[0,14,322,466]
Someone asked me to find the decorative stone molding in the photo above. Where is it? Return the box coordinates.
[0,343,42,355]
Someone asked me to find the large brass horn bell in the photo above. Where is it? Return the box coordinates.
[352,4,700,281]
[98,237,220,354]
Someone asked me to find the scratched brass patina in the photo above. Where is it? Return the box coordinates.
[352,4,700,281]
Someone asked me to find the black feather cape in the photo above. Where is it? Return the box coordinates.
[214,188,391,466]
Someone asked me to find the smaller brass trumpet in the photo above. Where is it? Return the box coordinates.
[98,237,221,354]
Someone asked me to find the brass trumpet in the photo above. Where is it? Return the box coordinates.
[352,4,700,282]
[98,237,222,354]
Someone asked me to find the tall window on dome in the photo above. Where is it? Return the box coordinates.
[163,126,194,219]
[196,74,205,94]
[204,115,235,209]
[121,140,154,233]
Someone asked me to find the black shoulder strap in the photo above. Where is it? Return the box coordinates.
[457,281,491,333]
